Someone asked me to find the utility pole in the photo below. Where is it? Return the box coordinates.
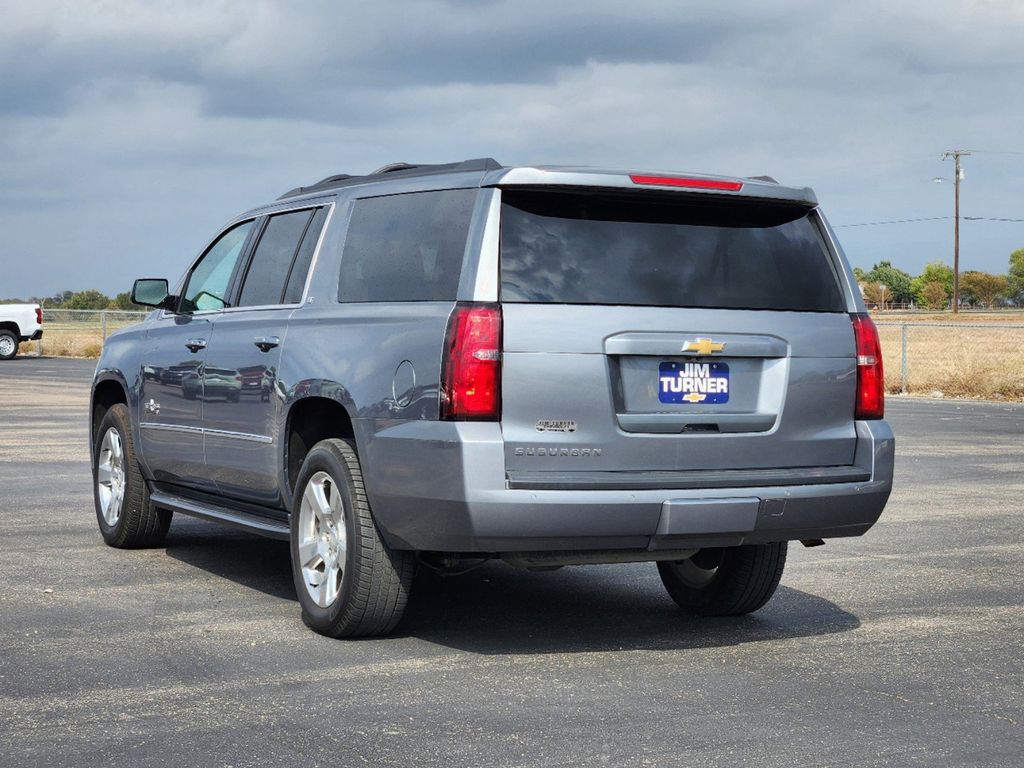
[942,149,970,313]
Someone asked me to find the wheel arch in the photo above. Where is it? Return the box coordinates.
[283,390,357,505]
[0,321,20,337]
[91,375,130,451]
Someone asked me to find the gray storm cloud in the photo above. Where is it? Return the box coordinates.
[1,0,1022,298]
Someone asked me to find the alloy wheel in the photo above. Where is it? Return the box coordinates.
[96,428,126,526]
[297,471,348,608]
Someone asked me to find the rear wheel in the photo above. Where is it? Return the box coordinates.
[290,438,415,638]
[93,403,172,548]
[0,330,18,360]
[658,543,787,616]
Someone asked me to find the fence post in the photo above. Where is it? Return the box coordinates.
[900,324,908,394]
[101,310,108,341]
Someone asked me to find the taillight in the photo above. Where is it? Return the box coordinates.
[441,304,502,420]
[851,313,884,419]
[35,307,42,325]
[630,174,743,191]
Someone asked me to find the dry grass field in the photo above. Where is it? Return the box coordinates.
[874,311,1024,401]
[19,319,142,359]
[17,311,1024,401]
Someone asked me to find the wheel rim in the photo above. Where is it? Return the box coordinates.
[96,428,126,526]
[670,549,725,589]
[0,335,14,356]
[297,471,347,608]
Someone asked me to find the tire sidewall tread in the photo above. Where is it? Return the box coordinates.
[658,542,788,617]
[290,438,414,638]
[92,403,171,548]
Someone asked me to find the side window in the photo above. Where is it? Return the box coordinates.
[237,209,315,307]
[283,207,329,304]
[338,189,477,302]
[180,221,254,313]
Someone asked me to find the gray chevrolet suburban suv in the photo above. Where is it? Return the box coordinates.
[90,158,894,638]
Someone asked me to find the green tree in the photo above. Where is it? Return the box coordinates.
[865,261,915,304]
[852,266,866,282]
[65,289,111,310]
[1009,248,1024,305]
[959,271,1009,309]
[918,281,949,310]
[911,261,954,303]
[109,292,143,310]
[43,290,74,307]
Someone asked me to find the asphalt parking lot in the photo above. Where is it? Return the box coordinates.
[1,357,1021,768]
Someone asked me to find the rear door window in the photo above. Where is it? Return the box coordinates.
[283,207,329,304]
[338,189,477,302]
[499,190,844,312]
[237,209,317,307]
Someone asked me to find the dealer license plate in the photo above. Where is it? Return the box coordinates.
[658,361,730,404]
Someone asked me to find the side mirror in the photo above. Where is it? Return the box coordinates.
[131,278,174,310]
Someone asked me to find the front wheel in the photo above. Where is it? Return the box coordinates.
[290,438,415,638]
[93,403,172,548]
[658,543,787,616]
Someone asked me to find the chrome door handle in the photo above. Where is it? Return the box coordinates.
[185,338,207,353]
[253,336,280,352]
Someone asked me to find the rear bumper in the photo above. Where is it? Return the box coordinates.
[21,329,42,342]
[361,420,894,553]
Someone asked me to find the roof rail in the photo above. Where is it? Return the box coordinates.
[277,157,502,200]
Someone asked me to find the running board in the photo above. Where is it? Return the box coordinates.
[149,489,291,540]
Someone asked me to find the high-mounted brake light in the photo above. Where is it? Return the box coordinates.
[441,304,501,420]
[629,175,743,191]
[35,307,42,325]
[851,313,884,419]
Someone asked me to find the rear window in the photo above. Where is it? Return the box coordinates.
[338,189,477,302]
[500,190,845,312]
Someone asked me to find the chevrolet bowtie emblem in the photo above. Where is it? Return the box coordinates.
[682,392,707,403]
[682,338,726,355]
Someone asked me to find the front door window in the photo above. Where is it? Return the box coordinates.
[180,221,254,313]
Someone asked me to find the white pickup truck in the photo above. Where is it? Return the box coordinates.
[0,304,43,360]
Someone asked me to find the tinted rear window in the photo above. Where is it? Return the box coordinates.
[338,189,477,302]
[500,190,844,312]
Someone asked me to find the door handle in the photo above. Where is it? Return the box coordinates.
[254,336,280,352]
[184,338,207,353]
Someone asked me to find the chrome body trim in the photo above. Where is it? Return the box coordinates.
[140,422,272,444]
[472,189,501,302]
[159,200,336,319]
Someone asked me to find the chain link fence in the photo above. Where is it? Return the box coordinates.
[24,309,149,358]
[876,322,1024,400]
[18,310,1024,401]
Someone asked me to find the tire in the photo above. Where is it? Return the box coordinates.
[290,438,415,638]
[92,403,172,548]
[0,329,18,360]
[657,543,787,616]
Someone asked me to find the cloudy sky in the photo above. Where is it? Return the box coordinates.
[2,0,1022,300]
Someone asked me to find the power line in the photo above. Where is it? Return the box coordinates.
[960,149,1024,157]
[834,215,1024,228]
[834,216,950,227]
